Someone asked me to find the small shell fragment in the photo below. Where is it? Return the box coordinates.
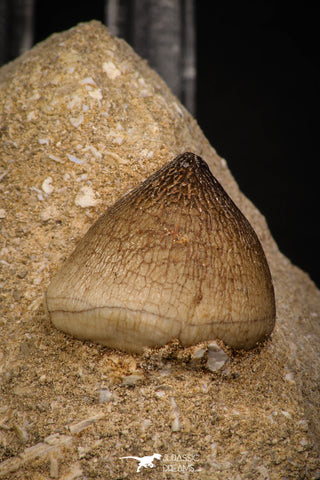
[75,187,99,208]
[40,206,59,222]
[88,89,103,100]
[103,61,121,80]
[42,177,54,195]
[206,342,228,372]
[67,154,84,165]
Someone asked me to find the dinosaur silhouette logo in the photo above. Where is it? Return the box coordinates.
[120,453,162,472]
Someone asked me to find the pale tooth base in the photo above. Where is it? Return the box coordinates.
[50,307,181,353]
[49,306,273,353]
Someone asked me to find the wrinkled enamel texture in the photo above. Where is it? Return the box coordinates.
[45,152,276,352]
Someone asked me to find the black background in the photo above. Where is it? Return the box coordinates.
[34,1,320,287]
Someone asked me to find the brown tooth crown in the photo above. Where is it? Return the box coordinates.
[45,152,276,353]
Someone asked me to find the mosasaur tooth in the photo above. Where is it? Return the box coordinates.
[45,152,276,353]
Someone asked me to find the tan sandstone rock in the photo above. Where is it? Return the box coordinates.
[0,21,319,479]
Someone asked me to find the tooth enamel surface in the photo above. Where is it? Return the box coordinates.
[45,152,276,352]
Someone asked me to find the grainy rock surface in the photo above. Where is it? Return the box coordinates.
[0,21,319,480]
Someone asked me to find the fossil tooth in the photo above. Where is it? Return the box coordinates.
[45,152,276,352]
